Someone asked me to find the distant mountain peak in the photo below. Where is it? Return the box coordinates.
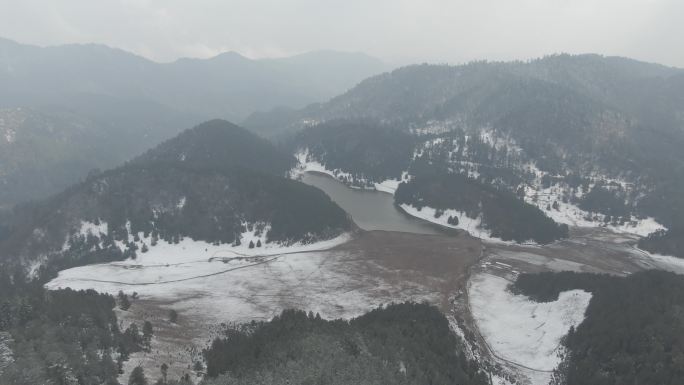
[134,119,296,176]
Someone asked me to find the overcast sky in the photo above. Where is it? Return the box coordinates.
[0,0,682,67]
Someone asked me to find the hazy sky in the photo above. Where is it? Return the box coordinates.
[0,0,682,67]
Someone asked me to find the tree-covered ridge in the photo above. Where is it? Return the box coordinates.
[253,54,684,255]
[0,270,145,385]
[135,119,296,177]
[395,172,568,244]
[294,119,417,184]
[512,270,684,385]
[0,120,352,269]
[202,303,488,385]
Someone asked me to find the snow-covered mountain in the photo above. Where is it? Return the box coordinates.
[0,120,352,275]
[269,55,684,252]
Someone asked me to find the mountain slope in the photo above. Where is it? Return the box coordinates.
[0,38,387,122]
[0,120,352,273]
[0,38,386,207]
[277,55,683,248]
[135,119,296,175]
[0,104,196,208]
[203,303,488,385]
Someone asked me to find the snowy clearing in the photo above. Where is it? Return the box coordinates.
[399,204,525,245]
[47,230,470,383]
[468,273,591,381]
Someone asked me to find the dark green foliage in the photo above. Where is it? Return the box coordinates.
[0,120,351,268]
[118,291,132,311]
[513,270,684,384]
[0,270,142,385]
[129,366,148,385]
[135,119,296,177]
[578,186,629,218]
[638,168,684,258]
[639,229,684,258]
[169,310,178,323]
[396,173,568,244]
[259,55,684,257]
[203,303,488,385]
[142,321,153,352]
[294,119,417,183]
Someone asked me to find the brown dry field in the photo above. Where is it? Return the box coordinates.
[117,229,483,383]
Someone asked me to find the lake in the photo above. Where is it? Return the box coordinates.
[300,172,440,235]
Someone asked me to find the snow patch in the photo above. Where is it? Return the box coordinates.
[399,204,525,244]
[521,163,666,236]
[292,149,352,181]
[43,231,440,331]
[373,172,411,195]
[47,232,351,287]
[469,273,591,378]
[294,148,410,194]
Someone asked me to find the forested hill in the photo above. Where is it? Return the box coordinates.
[292,119,418,184]
[513,271,684,384]
[271,55,684,254]
[202,303,489,385]
[134,119,296,176]
[0,120,352,274]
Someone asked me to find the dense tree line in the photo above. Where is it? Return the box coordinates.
[259,55,684,258]
[202,303,488,385]
[0,268,145,385]
[135,119,296,177]
[513,270,684,384]
[294,119,417,184]
[396,173,568,244]
[0,120,352,268]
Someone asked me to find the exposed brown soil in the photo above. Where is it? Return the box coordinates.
[335,229,482,310]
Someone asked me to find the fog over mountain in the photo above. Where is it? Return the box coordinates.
[1,0,683,67]
[0,37,385,207]
[0,37,386,122]
[2,2,684,385]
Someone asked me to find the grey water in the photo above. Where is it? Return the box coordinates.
[300,172,440,235]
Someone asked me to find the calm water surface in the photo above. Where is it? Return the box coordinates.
[300,172,440,235]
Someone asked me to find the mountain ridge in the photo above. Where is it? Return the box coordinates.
[0,120,352,274]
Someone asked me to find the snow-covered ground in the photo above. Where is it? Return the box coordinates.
[48,231,351,301]
[46,229,445,323]
[293,149,409,195]
[399,204,528,245]
[373,178,402,194]
[521,174,665,237]
[414,126,667,239]
[48,223,473,383]
[468,273,591,384]
[292,149,354,182]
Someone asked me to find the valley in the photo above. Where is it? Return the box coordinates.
[43,170,684,385]
[1,50,683,385]
[47,225,481,383]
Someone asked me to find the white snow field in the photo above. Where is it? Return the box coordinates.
[46,230,447,382]
[46,228,444,324]
[468,273,591,384]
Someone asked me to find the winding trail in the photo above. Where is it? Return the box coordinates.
[65,245,344,286]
